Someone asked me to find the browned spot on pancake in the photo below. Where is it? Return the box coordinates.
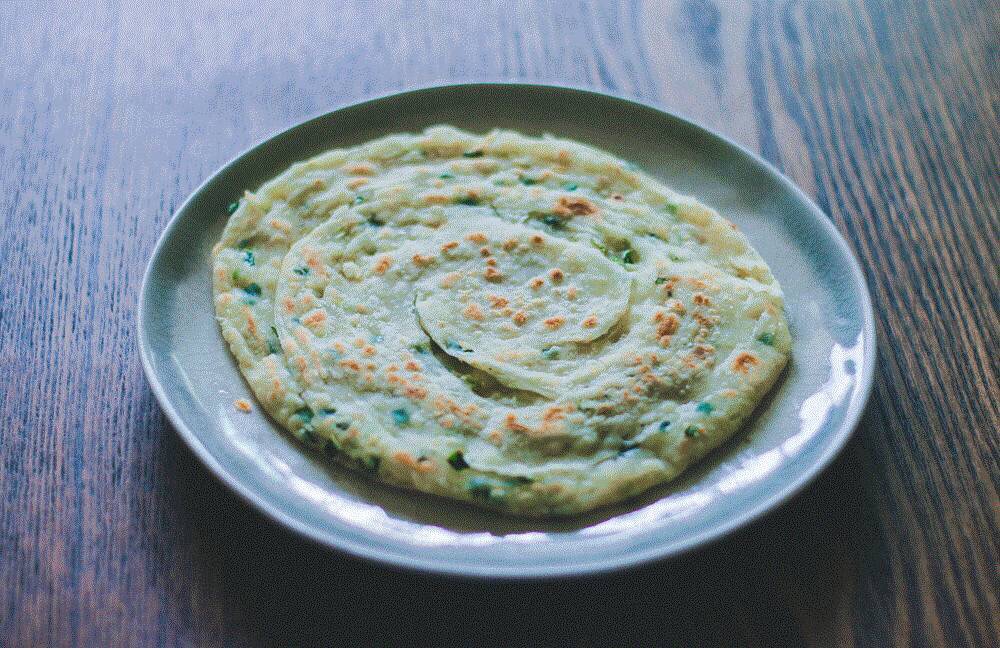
[373,255,392,275]
[293,327,311,346]
[488,294,509,308]
[692,344,714,358]
[504,413,532,434]
[484,267,503,282]
[440,272,461,288]
[463,303,485,321]
[538,406,569,435]
[394,452,435,473]
[512,311,528,326]
[440,240,459,252]
[548,268,564,283]
[303,311,326,327]
[406,385,428,400]
[731,352,760,374]
[345,163,375,176]
[656,313,680,337]
[543,316,566,330]
[466,232,488,244]
[542,406,566,423]
[683,343,716,368]
[582,314,599,328]
[243,308,258,338]
[552,195,599,217]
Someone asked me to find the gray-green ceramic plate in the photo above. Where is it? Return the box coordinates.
[138,84,876,578]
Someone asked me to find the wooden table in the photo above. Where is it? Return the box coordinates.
[2,1,996,645]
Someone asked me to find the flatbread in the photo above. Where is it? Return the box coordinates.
[212,126,790,515]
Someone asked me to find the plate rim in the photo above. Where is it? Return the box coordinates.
[137,81,878,579]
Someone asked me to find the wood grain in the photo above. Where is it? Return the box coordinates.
[1,1,997,646]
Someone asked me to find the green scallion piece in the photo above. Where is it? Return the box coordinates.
[447,451,469,470]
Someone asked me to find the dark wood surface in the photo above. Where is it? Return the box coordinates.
[2,1,997,646]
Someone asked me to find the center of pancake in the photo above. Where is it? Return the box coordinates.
[414,222,631,398]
